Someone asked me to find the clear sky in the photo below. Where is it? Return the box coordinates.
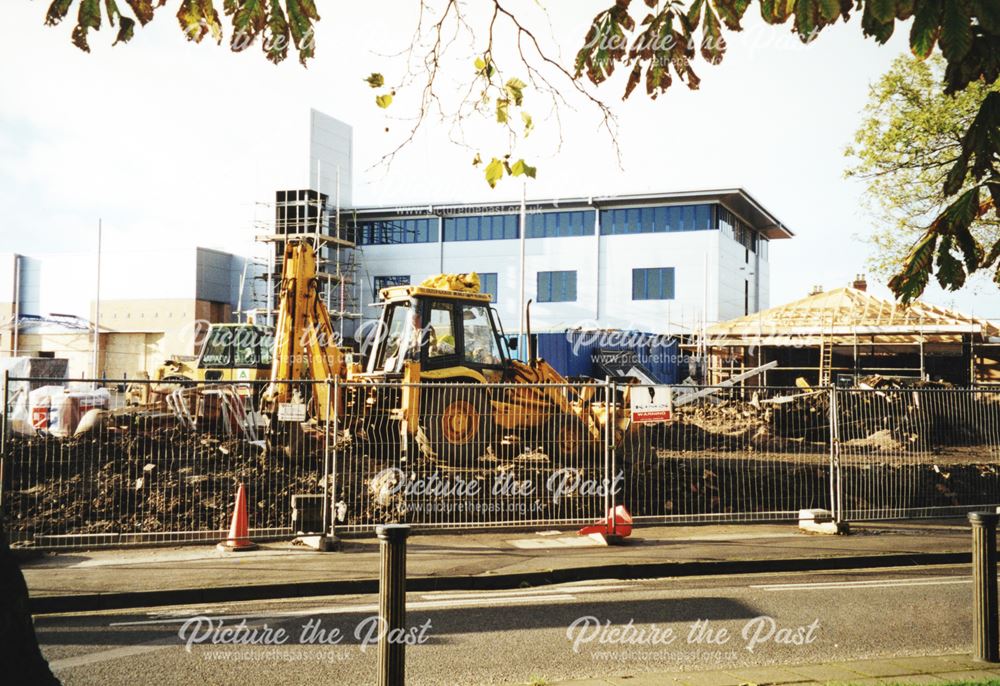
[1,1,996,319]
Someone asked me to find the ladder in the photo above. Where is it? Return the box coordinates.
[819,337,833,387]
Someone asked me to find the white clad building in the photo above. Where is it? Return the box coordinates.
[350,190,792,336]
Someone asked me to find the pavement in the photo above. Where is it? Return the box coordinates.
[553,653,1000,685]
[19,518,981,614]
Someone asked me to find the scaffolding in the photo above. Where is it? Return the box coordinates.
[252,189,363,346]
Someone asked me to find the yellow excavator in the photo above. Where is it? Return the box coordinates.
[263,241,628,462]
[256,238,634,463]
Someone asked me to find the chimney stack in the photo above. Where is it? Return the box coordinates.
[852,274,868,292]
[809,285,824,296]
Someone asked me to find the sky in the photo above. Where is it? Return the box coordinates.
[1,1,996,320]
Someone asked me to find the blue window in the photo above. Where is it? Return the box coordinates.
[537,270,577,303]
[374,275,410,293]
[480,273,498,302]
[357,219,436,245]
[717,205,757,252]
[600,204,715,235]
[526,210,595,238]
[444,214,519,241]
[632,268,675,300]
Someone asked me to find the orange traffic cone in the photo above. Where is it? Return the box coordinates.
[578,505,633,539]
[217,483,258,552]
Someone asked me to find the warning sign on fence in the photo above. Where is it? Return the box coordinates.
[630,385,673,424]
[277,402,307,422]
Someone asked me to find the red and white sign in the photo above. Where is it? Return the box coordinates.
[630,385,674,424]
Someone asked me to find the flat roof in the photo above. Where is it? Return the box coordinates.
[350,188,793,240]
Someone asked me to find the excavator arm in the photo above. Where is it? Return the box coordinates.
[262,240,345,421]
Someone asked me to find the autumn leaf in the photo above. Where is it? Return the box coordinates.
[496,98,509,124]
[375,93,393,108]
[264,0,289,63]
[521,111,533,137]
[504,77,526,106]
[365,72,384,88]
[227,0,266,52]
[71,0,101,52]
[510,159,537,179]
[177,0,223,44]
[484,158,504,188]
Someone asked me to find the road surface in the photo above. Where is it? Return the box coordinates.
[36,564,973,685]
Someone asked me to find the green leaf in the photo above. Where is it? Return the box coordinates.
[972,0,1000,33]
[686,0,705,28]
[860,1,895,44]
[934,235,967,290]
[714,0,751,30]
[105,0,121,24]
[114,16,135,44]
[504,77,526,106]
[496,98,509,124]
[45,0,73,26]
[521,111,533,137]
[286,0,321,64]
[484,158,505,188]
[888,231,937,302]
[510,159,537,179]
[375,93,393,109]
[364,72,385,88]
[72,0,102,52]
[264,0,289,63]
[228,0,267,52]
[869,0,896,23]
[818,0,841,22]
[944,148,971,197]
[701,3,724,64]
[939,0,973,62]
[909,0,942,58]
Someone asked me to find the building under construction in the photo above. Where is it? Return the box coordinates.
[697,277,1000,387]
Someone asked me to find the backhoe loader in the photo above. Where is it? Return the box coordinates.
[258,238,636,464]
[153,237,637,460]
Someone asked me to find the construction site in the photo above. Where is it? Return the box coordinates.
[2,182,999,550]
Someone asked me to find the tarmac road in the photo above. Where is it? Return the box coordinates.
[35,564,974,686]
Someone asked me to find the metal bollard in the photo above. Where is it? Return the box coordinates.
[969,512,999,662]
[377,524,410,686]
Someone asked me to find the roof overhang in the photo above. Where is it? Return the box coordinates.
[350,188,793,240]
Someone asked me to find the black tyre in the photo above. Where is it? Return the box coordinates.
[420,386,493,465]
[547,414,602,465]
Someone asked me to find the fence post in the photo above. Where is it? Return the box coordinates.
[377,523,410,686]
[969,512,999,662]
[0,369,8,513]
[604,377,613,529]
[828,386,843,524]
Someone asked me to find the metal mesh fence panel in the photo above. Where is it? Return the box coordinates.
[836,387,1000,519]
[0,378,326,548]
[620,385,833,523]
[3,375,999,549]
[334,381,608,531]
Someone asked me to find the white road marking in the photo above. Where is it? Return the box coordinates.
[752,576,971,591]
[109,593,576,627]
[419,584,630,600]
[49,641,175,671]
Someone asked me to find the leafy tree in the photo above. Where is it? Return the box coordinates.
[846,54,1000,287]
[33,0,1000,301]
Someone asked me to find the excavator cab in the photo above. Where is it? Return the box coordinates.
[196,323,274,382]
[365,285,511,382]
